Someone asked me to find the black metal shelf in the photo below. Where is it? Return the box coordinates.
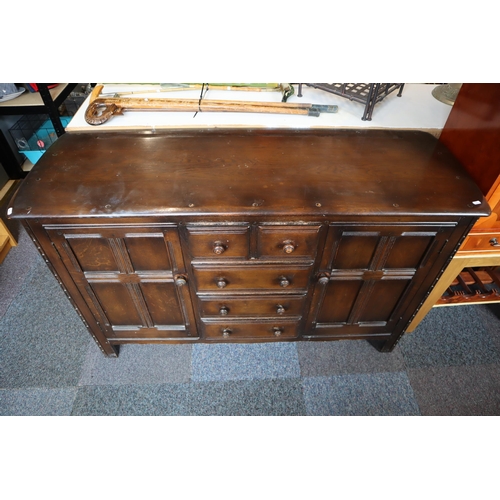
[0,84,77,179]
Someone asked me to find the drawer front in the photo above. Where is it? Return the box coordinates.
[203,321,299,340]
[198,295,306,318]
[257,225,322,259]
[193,265,312,292]
[461,232,500,252]
[186,225,250,259]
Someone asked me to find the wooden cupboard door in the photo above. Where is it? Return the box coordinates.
[306,224,454,338]
[45,225,198,340]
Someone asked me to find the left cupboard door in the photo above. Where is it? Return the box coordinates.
[45,225,198,342]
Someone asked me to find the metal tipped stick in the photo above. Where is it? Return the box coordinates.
[84,85,338,125]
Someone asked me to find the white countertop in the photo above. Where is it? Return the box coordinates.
[66,83,452,135]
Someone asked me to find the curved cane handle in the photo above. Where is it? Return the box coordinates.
[85,102,122,125]
[84,84,122,126]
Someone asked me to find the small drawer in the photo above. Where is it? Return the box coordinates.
[185,225,250,259]
[199,295,306,318]
[203,321,299,340]
[461,233,500,252]
[192,265,312,292]
[257,225,322,259]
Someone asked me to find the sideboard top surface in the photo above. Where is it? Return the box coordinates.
[9,128,489,220]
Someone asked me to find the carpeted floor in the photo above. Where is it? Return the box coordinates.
[1,222,500,416]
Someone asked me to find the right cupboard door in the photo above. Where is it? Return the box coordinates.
[306,223,458,340]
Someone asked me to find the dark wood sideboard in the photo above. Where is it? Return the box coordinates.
[8,129,489,357]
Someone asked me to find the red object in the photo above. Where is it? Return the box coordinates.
[27,84,59,92]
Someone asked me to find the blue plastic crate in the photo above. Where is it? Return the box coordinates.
[11,116,71,165]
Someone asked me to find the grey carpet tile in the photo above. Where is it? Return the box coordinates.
[476,304,500,352]
[187,378,306,415]
[71,384,191,416]
[79,343,192,386]
[0,258,92,389]
[297,339,405,377]
[0,224,41,319]
[407,365,500,416]
[302,372,421,416]
[191,342,301,382]
[399,306,500,369]
[71,379,306,416]
[0,388,77,416]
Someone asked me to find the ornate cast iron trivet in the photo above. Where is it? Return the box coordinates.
[296,83,405,121]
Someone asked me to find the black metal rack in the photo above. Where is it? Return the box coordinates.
[297,83,405,121]
[0,83,77,179]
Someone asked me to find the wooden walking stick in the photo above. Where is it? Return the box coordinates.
[100,83,295,102]
[84,85,338,125]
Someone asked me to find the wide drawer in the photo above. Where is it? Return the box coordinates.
[461,232,500,252]
[198,294,307,318]
[203,321,299,340]
[192,264,312,292]
[257,225,322,259]
[185,225,250,259]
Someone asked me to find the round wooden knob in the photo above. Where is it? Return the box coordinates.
[276,305,285,315]
[318,275,329,285]
[279,277,290,288]
[283,241,296,254]
[174,275,187,286]
[222,328,232,337]
[213,241,226,254]
[216,278,227,288]
[219,306,229,315]
[273,327,283,337]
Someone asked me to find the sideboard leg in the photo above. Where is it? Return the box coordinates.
[104,344,119,358]
[368,338,398,353]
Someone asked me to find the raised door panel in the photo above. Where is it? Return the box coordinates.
[64,236,120,272]
[45,225,198,341]
[316,280,364,324]
[307,224,454,339]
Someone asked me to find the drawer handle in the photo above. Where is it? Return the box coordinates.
[279,276,290,288]
[490,238,500,247]
[213,241,226,254]
[219,306,229,315]
[273,327,283,337]
[318,274,330,285]
[216,278,228,288]
[282,240,296,254]
[174,274,187,286]
[276,305,285,314]
[222,328,232,337]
